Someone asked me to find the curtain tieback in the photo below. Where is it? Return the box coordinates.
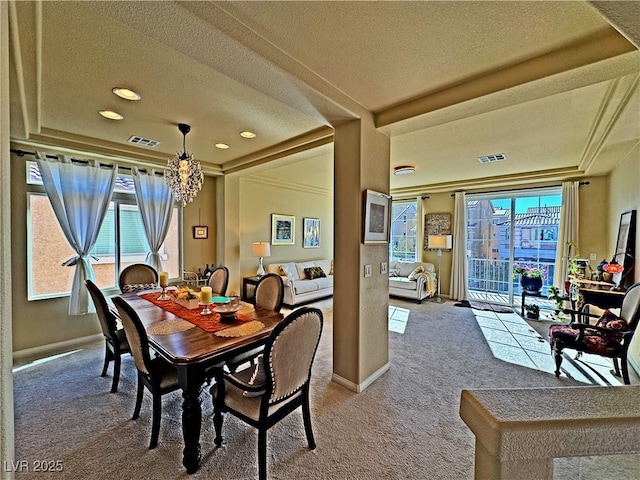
[61,255,99,267]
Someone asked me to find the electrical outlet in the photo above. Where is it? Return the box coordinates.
[364,264,372,278]
[381,261,388,274]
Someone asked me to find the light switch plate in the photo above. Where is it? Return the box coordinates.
[381,261,388,274]
[590,253,597,261]
[364,264,372,278]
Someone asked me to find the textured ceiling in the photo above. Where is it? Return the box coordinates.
[8,1,640,194]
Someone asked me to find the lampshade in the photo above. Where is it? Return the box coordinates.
[428,235,452,249]
[252,242,271,258]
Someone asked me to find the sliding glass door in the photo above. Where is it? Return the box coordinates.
[466,188,562,305]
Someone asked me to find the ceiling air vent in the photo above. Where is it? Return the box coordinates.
[128,135,160,148]
[477,153,506,164]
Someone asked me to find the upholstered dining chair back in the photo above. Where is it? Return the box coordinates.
[255,273,284,312]
[113,297,153,377]
[265,307,323,403]
[119,264,159,293]
[208,266,229,296]
[86,279,118,339]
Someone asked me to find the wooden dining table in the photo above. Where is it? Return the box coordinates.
[117,291,284,474]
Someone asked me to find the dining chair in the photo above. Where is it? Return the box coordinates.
[118,264,159,293]
[210,306,323,480]
[549,281,640,384]
[208,265,229,296]
[112,296,181,449]
[86,280,131,393]
[225,273,284,373]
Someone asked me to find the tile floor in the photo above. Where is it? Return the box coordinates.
[470,306,636,386]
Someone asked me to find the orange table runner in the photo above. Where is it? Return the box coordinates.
[139,293,254,333]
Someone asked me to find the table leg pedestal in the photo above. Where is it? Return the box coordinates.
[179,370,204,474]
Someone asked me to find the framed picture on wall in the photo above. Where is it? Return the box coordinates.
[363,189,391,244]
[271,214,295,245]
[303,218,320,248]
[193,226,208,239]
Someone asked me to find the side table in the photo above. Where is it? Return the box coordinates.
[242,276,261,305]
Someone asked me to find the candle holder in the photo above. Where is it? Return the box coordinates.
[157,286,171,301]
[199,300,213,316]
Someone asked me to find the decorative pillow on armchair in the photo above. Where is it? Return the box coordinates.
[407,266,425,281]
[595,309,628,330]
[304,266,326,280]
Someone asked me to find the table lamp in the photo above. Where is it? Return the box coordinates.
[428,234,453,303]
[252,242,271,277]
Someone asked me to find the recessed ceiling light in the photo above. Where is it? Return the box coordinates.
[112,87,141,101]
[215,143,230,150]
[99,110,124,120]
[393,166,415,175]
[239,131,256,139]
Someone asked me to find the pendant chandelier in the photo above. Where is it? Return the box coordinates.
[165,123,204,207]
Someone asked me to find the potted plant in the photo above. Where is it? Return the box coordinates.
[524,303,540,319]
[513,263,545,293]
[547,286,564,319]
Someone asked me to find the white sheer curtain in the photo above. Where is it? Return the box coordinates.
[416,196,425,261]
[449,191,468,301]
[132,167,174,272]
[36,152,116,315]
[554,181,580,289]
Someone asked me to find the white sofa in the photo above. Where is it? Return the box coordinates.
[266,259,333,307]
[388,261,437,303]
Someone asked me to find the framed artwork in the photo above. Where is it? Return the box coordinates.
[363,189,391,244]
[303,218,320,248]
[193,226,208,239]
[271,214,295,245]
[424,213,451,250]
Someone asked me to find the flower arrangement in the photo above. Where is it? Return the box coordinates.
[513,263,546,279]
[173,286,199,300]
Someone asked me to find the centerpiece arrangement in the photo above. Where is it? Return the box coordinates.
[513,263,546,293]
[172,286,201,310]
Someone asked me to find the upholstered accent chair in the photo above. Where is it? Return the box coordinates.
[112,297,180,449]
[86,279,131,393]
[208,266,229,296]
[210,307,323,480]
[118,264,159,293]
[549,281,640,384]
[225,274,284,373]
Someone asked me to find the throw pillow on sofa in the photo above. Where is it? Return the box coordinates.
[278,265,290,277]
[304,266,326,280]
[407,266,425,281]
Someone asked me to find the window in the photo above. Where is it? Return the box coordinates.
[389,200,418,262]
[27,164,181,300]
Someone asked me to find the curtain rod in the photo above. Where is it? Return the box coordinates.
[449,181,590,196]
[10,148,163,175]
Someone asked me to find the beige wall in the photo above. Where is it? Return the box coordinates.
[610,144,640,368]
[238,177,333,282]
[10,150,218,353]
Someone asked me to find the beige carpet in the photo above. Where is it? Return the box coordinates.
[13,299,640,479]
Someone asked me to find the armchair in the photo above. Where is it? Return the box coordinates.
[549,282,640,384]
